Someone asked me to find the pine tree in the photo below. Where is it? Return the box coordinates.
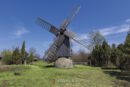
[124,33,130,57]
[12,47,21,64]
[21,41,25,57]
[27,52,34,63]
[91,45,103,66]
[91,45,98,66]
[21,40,27,64]
[91,40,111,67]
[111,44,124,67]
[101,40,111,66]
[120,31,130,70]
[27,48,36,64]
[117,43,124,52]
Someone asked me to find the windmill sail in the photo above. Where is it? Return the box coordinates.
[60,5,81,29]
[64,30,90,49]
[44,35,65,62]
[72,37,90,49]
[36,17,59,36]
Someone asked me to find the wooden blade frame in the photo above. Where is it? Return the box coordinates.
[60,5,81,29]
[36,17,59,36]
[44,35,65,62]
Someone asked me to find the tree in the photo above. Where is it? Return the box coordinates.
[91,45,103,66]
[27,52,34,63]
[111,44,118,66]
[12,47,21,64]
[101,40,111,66]
[27,48,36,63]
[117,43,124,52]
[72,50,90,65]
[91,40,111,67]
[88,31,105,51]
[1,49,12,64]
[124,33,130,56]
[120,32,130,70]
[21,40,27,64]
[78,50,88,62]
[111,44,124,67]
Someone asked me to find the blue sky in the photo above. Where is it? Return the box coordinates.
[0,0,130,56]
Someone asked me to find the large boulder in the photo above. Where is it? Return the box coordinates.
[54,57,73,68]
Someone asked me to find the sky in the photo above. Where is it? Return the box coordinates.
[0,0,130,57]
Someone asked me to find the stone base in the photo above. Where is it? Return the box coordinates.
[54,57,73,68]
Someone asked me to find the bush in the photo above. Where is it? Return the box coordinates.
[12,47,21,64]
[1,50,13,65]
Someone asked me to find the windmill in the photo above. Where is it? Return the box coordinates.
[36,5,90,63]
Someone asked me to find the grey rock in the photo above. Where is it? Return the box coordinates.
[54,57,73,68]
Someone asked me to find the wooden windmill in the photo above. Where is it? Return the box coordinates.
[36,5,89,63]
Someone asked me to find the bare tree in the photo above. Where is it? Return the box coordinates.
[88,31,105,51]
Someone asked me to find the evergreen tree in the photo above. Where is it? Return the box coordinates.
[111,44,117,66]
[91,45,103,66]
[101,40,111,66]
[91,40,111,67]
[111,44,124,67]
[27,48,36,63]
[117,43,124,52]
[12,47,21,64]
[21,40,27,64]
[124,33,130,57]
[120,32,130,70]
[27,52,34,63]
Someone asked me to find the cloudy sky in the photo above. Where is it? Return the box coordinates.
[0,0,130,56]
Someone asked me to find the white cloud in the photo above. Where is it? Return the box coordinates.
[13,26,29,38]
[125,19,130,23]
[99,24,129,36]
[73,20,130,41]
[71,19,130,53]
[99,27,117,36]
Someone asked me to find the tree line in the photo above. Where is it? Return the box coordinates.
[0,41,38,65]
[72,31,130,71]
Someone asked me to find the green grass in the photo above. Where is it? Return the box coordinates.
[0,61,129,87]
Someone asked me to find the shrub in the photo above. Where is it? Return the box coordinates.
[1,50,12,64]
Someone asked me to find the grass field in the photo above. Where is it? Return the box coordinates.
[0,61,130,87]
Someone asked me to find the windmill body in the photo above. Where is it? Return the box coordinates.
[57,35,71,58]
[36,5,89,63]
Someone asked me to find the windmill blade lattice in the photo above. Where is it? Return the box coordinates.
[36,17,59,36]
[64,30,90,49]
[72,36,90,49]
[60,5,81,29]
[44,35,65,62]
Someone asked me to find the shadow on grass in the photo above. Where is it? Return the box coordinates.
[102,67,130,82]
[102,67,130,87]
[102,67,119,70]
[44,65,55,68]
